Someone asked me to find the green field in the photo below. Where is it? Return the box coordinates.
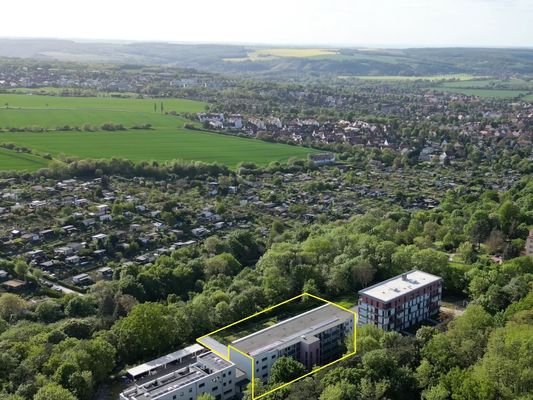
[0,130,316,168]
[441,78,532,89]
[0,94,317,170]
[224,47,338,62]
[0,94,205,114]
[342,74,478,81]
[0,147,50,170]
[434,87,529,99]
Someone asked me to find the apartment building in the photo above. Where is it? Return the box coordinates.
[229,303,354,383]
[120,303,354,399]
[120,348,237,400]
[358,269,442,331]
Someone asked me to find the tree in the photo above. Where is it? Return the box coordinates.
[498,200,521,236]
[33,383,76,400]
[0,294,27,321]
[320,382,358,400]
[269,357,306,385]
[111,302,190,362]
[65,296,96,318]
[466,211,493,247]
[14,260,28,281]
[204,253,242,277]
[35,300,63,323]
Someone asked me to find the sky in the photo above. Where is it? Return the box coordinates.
[1,0,532,47]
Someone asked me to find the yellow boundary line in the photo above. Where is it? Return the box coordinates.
[196,292,357,400]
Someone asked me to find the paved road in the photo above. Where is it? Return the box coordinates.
[42,279,83,295]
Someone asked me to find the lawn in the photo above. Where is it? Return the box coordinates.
[0,147,50,171]
[0,130,317,168]
[0,93,318,169]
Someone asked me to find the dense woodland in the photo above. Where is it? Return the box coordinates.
[0,171,531,400]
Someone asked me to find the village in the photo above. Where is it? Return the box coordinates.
[0,154,521,298]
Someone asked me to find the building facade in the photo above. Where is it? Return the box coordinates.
[230,304,354,383]
[120,350,236,400]
[358,270,442,331]
[120,304,354,399]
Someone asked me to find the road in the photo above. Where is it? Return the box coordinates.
[42,279,83,295]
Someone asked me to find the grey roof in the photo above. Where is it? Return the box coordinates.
[122,351,233,400]
[232,304,353,356]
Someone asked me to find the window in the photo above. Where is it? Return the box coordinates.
[271,355,276,359]
[262,373,268,379]
[228,371,231,375]
[261,357,268,362]
[199,383,205,388]
[262,365,267,370]
[212,386,218,391]
[223,389,233,395]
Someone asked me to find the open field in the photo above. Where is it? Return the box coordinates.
[0,147,50,171]
[342,74,479,81]
[441,78,532,89]
[0,93,318,169]
[433,87,529,98]
[224,48,338,61]
[0,130,317,168]
[0,94,206,113]
[0,108,186,129]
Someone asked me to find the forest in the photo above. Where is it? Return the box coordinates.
[0,173,531,400]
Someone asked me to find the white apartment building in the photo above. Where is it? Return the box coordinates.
[120,348,236,400]
[358,270,442,331]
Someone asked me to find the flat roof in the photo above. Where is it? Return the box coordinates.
[127,343,204,378]
[232,304,353,356]
[358,269,442,302]
[122,352,233,400]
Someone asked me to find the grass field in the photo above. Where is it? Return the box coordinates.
[441,78,532,89]
[343,74,478,81]
[0,108,185,129]
[0,130,316,168]
[434,87,529,98]
[0,94,205,113]
[0,147,50,171]
[0,94,318,170]
[224,48,338,61]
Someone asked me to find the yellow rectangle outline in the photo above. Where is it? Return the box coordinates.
[196,292,357,400]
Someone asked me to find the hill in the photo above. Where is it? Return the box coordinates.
[1,39,532,78]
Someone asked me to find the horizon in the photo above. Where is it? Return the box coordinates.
[1,0,532,48]
[2,36,533,50]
